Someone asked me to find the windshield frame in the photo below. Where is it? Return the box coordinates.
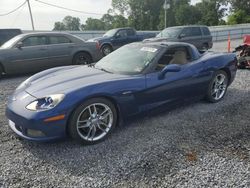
[156,27,183,38]
[0,35,23,49]
[103,29,118,37]
[95,44,164,75]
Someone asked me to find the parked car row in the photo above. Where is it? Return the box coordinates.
[0,25,213,77]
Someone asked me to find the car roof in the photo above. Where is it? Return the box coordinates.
[17,32,73,37]
[166,25,208,29]
[134,41,194,48]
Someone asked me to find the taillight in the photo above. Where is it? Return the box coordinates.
[96,41,101,49]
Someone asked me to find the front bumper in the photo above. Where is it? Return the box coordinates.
[5,92,68,142]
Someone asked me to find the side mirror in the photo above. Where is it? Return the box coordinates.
[179,33,186,39]
[158,64,181,80]
[16,41,23,49]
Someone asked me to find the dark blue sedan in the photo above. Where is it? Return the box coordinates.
[6,42,237,144]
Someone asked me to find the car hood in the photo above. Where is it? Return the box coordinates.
[144,37,174,42]
[24,66,129,98]
[87,36,110,42]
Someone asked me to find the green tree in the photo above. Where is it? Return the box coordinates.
[195,0,227,26]
[53,22,66,31]
[175,4,201,26]
[82,18,106,30]
[228,10,250,24]
[53,16,81,31]
[229,0,250,13]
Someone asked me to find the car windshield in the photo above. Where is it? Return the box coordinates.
[157,28,182,38]
[95,44,161,75]
[1,35,22,49]
[103,29,117,37]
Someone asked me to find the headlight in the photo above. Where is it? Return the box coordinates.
[26,94,65,111]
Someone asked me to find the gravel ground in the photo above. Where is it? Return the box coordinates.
[0,41,250,188]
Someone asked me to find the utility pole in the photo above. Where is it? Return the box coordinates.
[27,0,35,30]
[163,0,170,28]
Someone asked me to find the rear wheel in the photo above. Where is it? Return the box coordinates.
[206,70,229,103]
[72,52,93,65]
[68,98,118,145]
[0,66,3,78]
[202,43,209,51]
[101,45,113,56]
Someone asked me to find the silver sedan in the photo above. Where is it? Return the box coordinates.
[0,32,102,77]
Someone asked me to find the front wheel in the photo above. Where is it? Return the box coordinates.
[101,45,113,56]
[206,70,229,103]
[72,52,93,65]
[68,98,118,145]
[0,66,3,79]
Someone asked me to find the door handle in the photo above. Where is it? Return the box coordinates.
[39,48,47,51]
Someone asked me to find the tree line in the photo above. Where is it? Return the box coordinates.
[53,0,250,31]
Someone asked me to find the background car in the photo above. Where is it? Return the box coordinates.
[0,32,102,77]
[88,27,155,56]
[145,25,213,50]
[6,42,237,144]
[0,28,22,46]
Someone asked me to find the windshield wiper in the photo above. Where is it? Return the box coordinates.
[99,68,113,74]
[94,65,113,74]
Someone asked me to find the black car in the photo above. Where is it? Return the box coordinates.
[145,25,213,50]
[0,29,22,46]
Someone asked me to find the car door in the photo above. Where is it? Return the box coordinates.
[112,29,128,50]
[126,29,138,43]
[47,35,73,67]
[179,27,203,49]
[140,46,209,110]
[6,35,49,74]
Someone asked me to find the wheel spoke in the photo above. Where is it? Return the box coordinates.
[90,126,96,140]
[86,126,93,139]
[99,120,109,127]
[88,106,92,116]
[93,105,97,115]
[97,122,107,133]
[216,90,221,99]
[78,121,90,129]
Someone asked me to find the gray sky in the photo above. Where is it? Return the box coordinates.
[0,0,201,30]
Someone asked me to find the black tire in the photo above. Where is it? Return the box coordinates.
[202,43,209,51]
[206,70,229,103]
[0,66,3,79]
[72,52,93,65]
[68,98,118,145]
[101,45,113,56]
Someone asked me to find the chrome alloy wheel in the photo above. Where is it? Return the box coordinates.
[76,103,113,141]
[76,55,88,65]
[211,73,228,100]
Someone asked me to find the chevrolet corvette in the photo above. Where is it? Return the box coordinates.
[6,42,237,144]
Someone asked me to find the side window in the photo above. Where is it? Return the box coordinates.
[156,46,192,71]
[181,28,193,37]
[117,30,127,38]
[181,27,202,37]
[202,27,211,35]
[191,27,202,36]
[127,29,135,36]
[49,36,71,44]
[22,36,47,47]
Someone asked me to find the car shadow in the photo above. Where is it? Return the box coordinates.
[19,87,250,180]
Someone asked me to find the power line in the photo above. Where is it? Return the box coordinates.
[35,0,104,16]
[0,0,27,16]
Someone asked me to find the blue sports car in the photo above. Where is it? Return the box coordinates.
[6,42,237,144]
